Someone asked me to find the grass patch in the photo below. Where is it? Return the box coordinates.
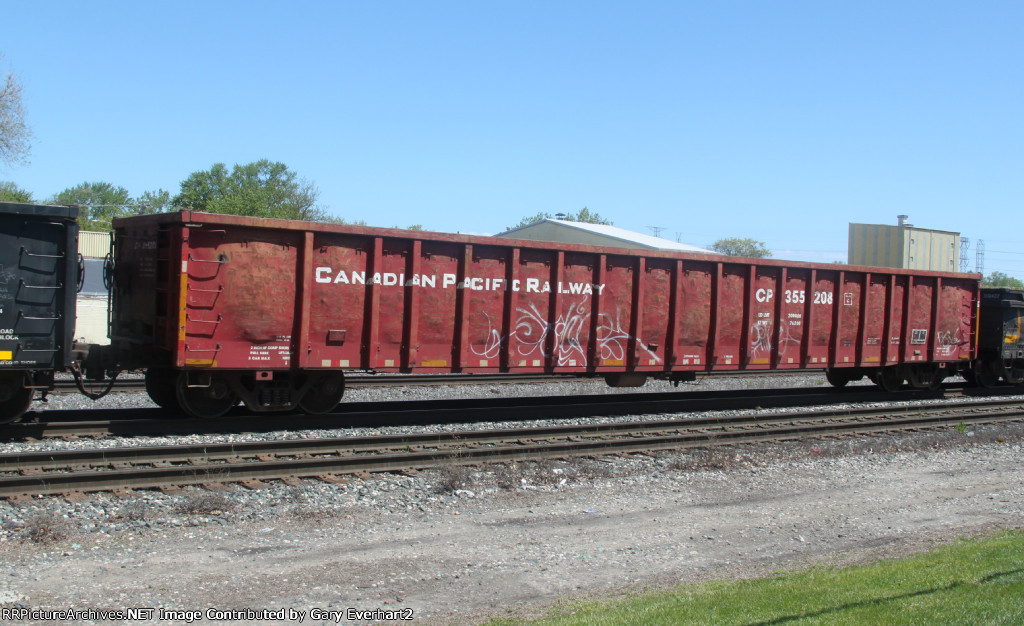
[489,530,1024,625]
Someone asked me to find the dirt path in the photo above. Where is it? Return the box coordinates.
[1,438,1021,625]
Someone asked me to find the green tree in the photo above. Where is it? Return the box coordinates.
[49,182,132,231]
[173,160,328,221]
[513,206,612,229]
[983,271,1024,289]
[708,237,772,258]
[133,189,172,215]
[0,55,31,167]
[0,181,32,202]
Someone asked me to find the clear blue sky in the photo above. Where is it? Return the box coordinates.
[2,1,1021,277]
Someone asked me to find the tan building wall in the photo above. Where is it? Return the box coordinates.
[75,294,110,345]
[848,223,960,272]
[902,228,959,272]
[79,231,112,259]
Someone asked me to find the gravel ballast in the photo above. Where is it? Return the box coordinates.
[0,375,1022,624]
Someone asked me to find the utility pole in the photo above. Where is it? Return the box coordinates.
[960,237,970,273]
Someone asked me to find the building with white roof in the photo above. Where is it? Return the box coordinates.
[495,218,717,254]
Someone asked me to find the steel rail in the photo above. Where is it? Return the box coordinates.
[6,384,957,440]
[1,399,1021,498]
[2,396,1021,471]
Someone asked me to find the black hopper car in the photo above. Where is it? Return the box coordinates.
[0,202,81,421]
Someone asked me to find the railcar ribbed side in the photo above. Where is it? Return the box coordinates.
[0,202,79,423]
[107,211,981,418]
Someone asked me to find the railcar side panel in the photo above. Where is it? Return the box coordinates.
[0,204,78,365]
[639,259,672,370]
[747,267,777,368]
[376,238,409,368]
[0,203,80,422]
[905,278,932,362]
[182,226,299,369]
[716,265,745,367]
[508,248,550,370]
[596,255,632,370]
[0,203,79,371]
[463,245,506,371]
[308,233,364,370]
[837,273,863,366]
[808,273,834,366]
[676,262,712,368]
[559,252,596,368]
[777,269,808,367]
[887,278,906,364]
[413,240,460,370]
[935,280,972,361]
[861,275,888,365]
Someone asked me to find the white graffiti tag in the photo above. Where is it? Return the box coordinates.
[511,300,589,366]
[551,298,589,365]
[749,320,772,355]
[935,327,963,357]
[748,320,800,356]
[470,297,662,366]
[513,302,549,358]
[471,312,504,360]
[595,307,660,363]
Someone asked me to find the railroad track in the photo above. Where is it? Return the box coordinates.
[5,384,959,440]
[1,397,1021,498]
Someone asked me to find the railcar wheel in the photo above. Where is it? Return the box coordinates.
[825,369,851,388]
[175,373,237,419]
[298,373,346,414]
[926,372,945,391]
[0,378,32,424]
[975,363,1000,388]
[875,366,904,392]
[145,368,180,411]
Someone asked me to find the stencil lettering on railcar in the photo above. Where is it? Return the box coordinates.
[314,268,605,295]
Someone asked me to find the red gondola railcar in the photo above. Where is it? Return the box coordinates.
[108,212,980,417]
